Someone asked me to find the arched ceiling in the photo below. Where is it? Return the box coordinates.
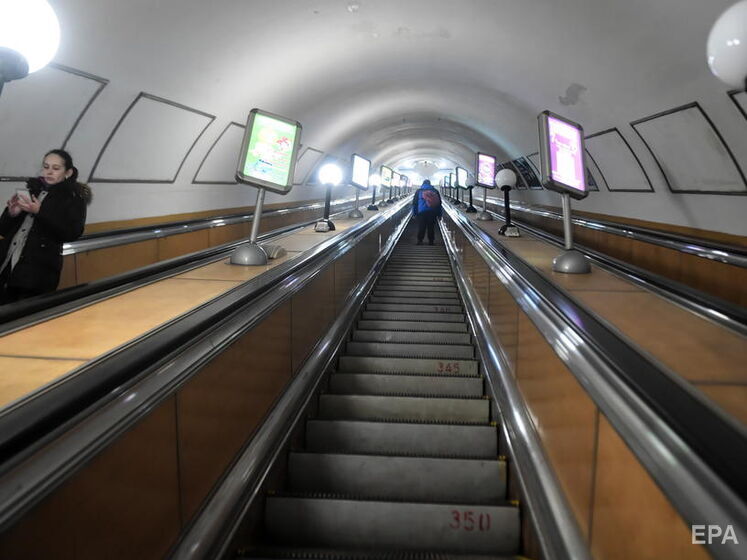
[51,0,735,176]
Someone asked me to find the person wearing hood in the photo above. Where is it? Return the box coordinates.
[411,179,443,245]
[0,149,92,303]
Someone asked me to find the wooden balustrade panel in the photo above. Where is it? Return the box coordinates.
[291,267,335,374]
[75,239,159,284]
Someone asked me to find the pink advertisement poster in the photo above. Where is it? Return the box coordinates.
[477,154,496,186]
[548,116,585,192]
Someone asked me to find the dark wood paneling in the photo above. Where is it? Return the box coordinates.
[177,303,292,521]
[0,397,182,560]
[157,229,211,261]
[58,255,78,290]
[333,249,357,314]
[75,239,159,284]
[291,268,335,373]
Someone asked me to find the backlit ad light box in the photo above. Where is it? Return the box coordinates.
[449,172,455,187]
[380,165,393,187]
[538,110,588,200]
[236,109,302,194]
[476,153,496,188]
[456,166,468,188]
[350,154,371,189]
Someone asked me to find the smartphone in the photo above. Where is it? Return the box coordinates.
[15,189,30,201]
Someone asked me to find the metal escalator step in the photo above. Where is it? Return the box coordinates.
[352,330,471,344]
[345,341,474,359]
[362,311,464,322]
[366,303,463,314]
[305,420,497,456]
[374,285,457,293]
[241,545,515,559]
[380,272,453,278]
[377,281,456,289]
[357,320,467,333]
[328,373,482,397]
[339,356,477,375]
[265,496,519,555]
[318,395,490,423]
[288,453,506,502]
[372,290,461,303]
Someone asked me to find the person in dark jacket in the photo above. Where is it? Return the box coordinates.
[411,179,443,245]
[0,149,92,303]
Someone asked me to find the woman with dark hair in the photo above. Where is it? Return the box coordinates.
[0,149,92,303]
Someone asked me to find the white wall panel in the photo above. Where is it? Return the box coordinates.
[586,129,653,192]
[293,147,324,185]
[90,93,214,182]
[0,65,106,180]
[632,103,747,194]
[193,122,245,184]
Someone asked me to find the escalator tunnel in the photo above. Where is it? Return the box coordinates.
[0,198,743,560]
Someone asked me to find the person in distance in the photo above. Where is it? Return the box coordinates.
[0,149,92,304]
[411,179,443,245]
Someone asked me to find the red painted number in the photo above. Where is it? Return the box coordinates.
[449,510,492,532]
[437,361,460,373]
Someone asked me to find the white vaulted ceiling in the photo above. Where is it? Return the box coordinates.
[1,0,746,233]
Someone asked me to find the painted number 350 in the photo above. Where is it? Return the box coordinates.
[449,510,491,532]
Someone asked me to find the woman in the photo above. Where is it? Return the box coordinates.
[0,149,91,303]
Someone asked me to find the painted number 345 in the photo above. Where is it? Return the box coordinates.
[437,361,460,373]
[449,510,491,532]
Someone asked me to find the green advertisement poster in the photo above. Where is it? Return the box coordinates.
[242,114,299,187]
[381,166,393,187]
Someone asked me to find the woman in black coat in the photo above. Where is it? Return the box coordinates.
[0,149,92,303]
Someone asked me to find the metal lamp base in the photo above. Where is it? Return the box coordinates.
[553,249,591,274]
[314,219,336,232]
[499,224,520,237]
[476,211,493,221]
[230,242,268,266]
[348,208,364,218]
[466,205,478,213]
[367,204,379,211]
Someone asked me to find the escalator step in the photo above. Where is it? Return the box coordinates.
[374,285,457,293]
[241,546,514,559]
[318,394,489,423]
[328,373,482,397]
[377,281,456,288]
[305,420,497,456]
[369,297,460,305]
[345,341,474,359]
[264,496,519,555]
[357,320,467,333]
[362,311,464,322]
[373,291,459,300]
[351,330,471,344]
[366,304,463,314]
[338,356,477,375]
[287,453,506,502]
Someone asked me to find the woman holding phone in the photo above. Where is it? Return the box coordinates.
[0,149,91,303]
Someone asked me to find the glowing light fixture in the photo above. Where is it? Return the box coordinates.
[0,0,60,92]
[707,0,747,89]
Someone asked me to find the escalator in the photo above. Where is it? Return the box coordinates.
[242,225,520,558]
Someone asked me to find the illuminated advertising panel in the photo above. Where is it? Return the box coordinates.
[236,109,302,194]
[538,110,588,199]
[456,166,468,188]
[350,154,371,189]
[449,172,455,187]
[476,153,496,188]
[381,165,393,187]
[392,173,401,188]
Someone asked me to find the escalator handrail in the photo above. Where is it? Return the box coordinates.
[440,218,591,560]
[483,196,747,268]
[64,195,359,253]
[0,201,410,532]
[167,206,411,559]
[444,204,747,560]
